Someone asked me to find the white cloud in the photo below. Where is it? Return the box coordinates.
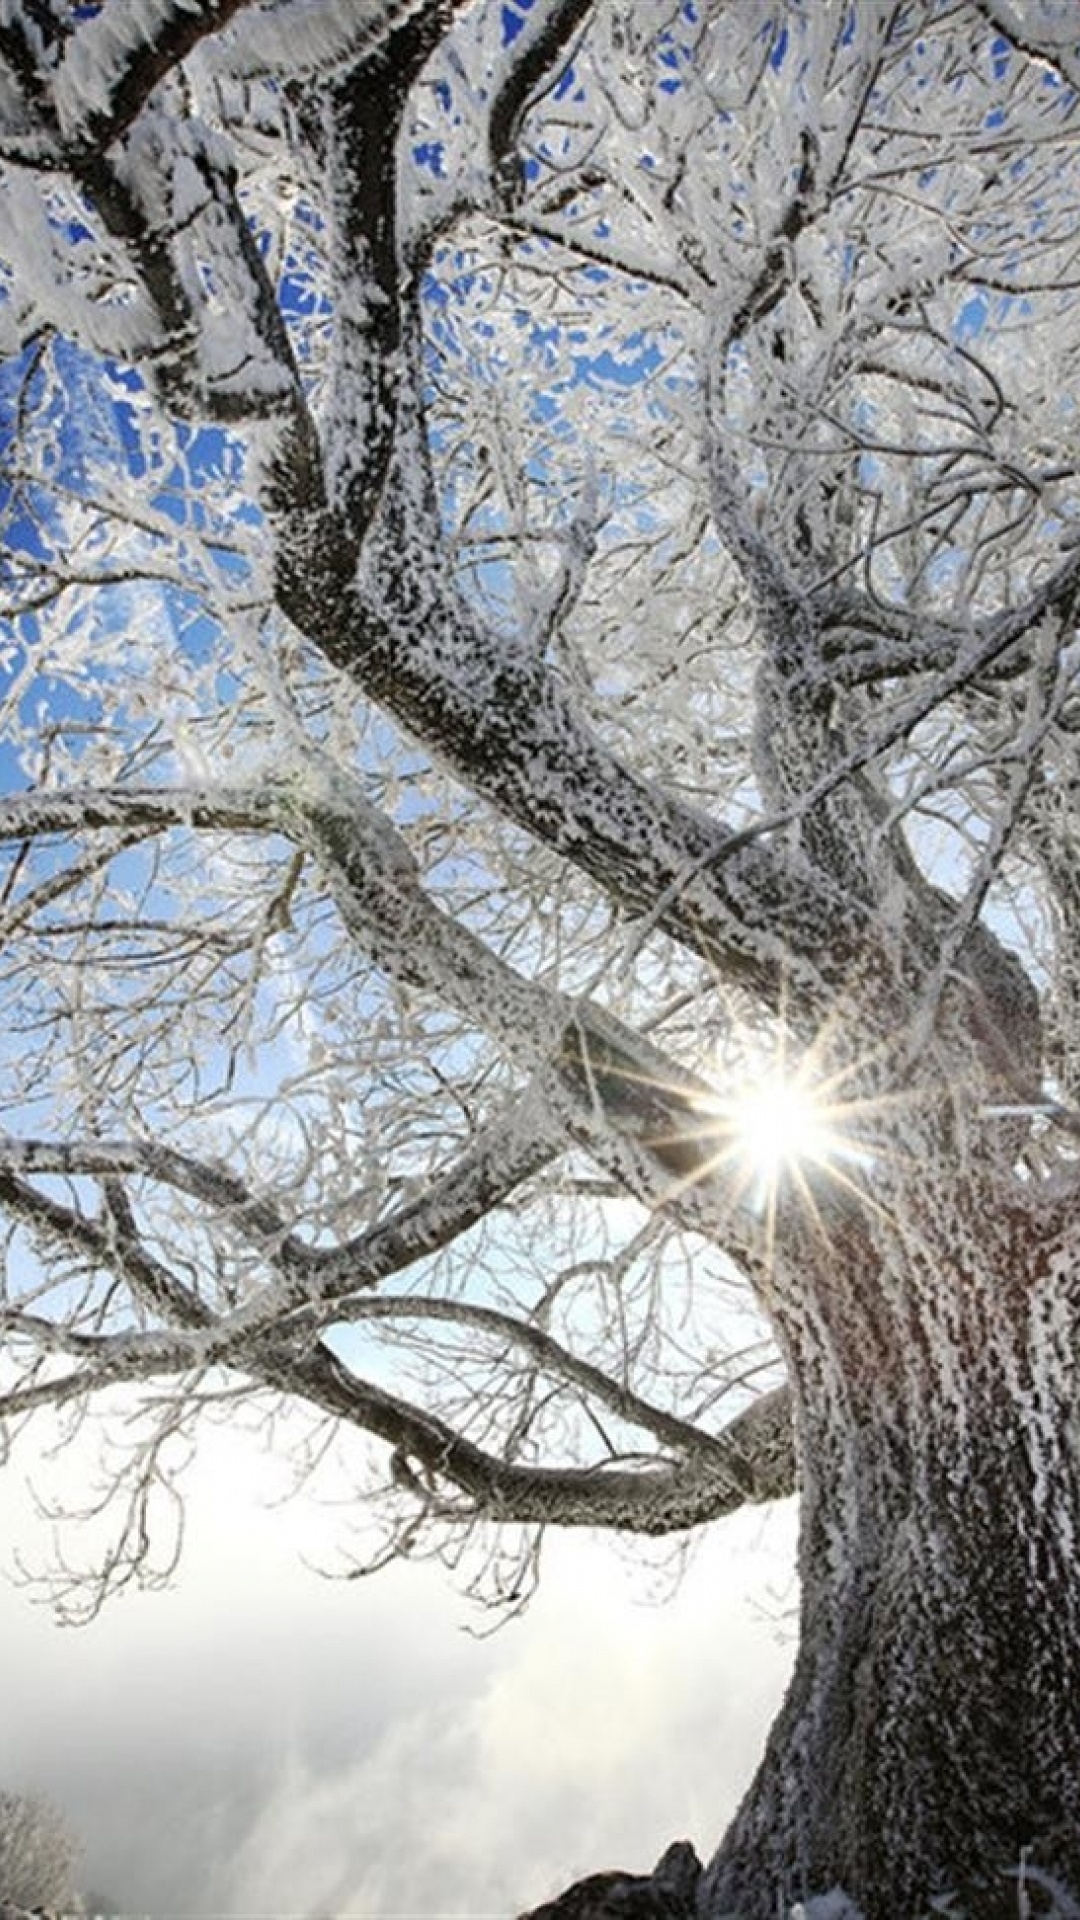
[0,1422,796,1917]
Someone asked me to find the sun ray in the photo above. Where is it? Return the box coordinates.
[698,1027,884,1223]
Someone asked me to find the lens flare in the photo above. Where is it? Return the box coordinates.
[704,1037,876,1218]
[730,1072,839,1182]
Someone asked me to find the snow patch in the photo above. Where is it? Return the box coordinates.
[54,0,197,142]
[789,1896,865,1920]
[204,0,437,84]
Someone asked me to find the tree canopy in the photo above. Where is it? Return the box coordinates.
[0,1788,81,1913]
[2,3,1080,1915]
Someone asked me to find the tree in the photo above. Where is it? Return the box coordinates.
[0,0,1079,1912]
[0,1789,81,1913]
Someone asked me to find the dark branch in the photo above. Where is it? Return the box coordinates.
[317,1291,743,1466]
[0,1167,208,1330]
[815,544,1080,690]
[276,1343,794,1534]
[0,783,277,841]
[488,0,596,204]
[55,0,254,156]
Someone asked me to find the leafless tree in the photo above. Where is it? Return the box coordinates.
[0,1789,81,1913]
[1,2,1080,1913]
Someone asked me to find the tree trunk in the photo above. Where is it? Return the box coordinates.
[701,1171,1080,1920]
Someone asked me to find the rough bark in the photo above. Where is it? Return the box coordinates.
[700,1122,1080,1918]
[3,3,1080,1913]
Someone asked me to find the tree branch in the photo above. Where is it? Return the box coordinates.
[0,1147,795,1533]
[53,0,254,155]
[275,1342,793,1533]
[0,767,764,1253]
[969,0,1080,93]
[815,544,1080,690]
[0,1166,210,1331]
[288,3,463,544]
[716,544,1080,864]
[0,1092,567,1344]
[316,1290,762,1469]
[0,1133,297,1261]
[0,782,277,841]
[488,0,596,205]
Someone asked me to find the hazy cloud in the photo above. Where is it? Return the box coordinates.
[0,1426,795,1918]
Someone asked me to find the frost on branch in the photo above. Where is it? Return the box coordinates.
[0,1790,82,1914]
[2,3,1080,1917]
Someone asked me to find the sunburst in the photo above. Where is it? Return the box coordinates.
[728,1069,848,1185]
[705,1036,878,1219]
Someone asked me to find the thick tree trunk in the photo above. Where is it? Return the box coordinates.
[702,1175,1080,1919]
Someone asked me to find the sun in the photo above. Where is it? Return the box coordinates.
[706,1039,874,1211]
[729,1072,841,1183]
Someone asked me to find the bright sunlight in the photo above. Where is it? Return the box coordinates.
[729,1073,840,1183]
[704,1039,875,1212]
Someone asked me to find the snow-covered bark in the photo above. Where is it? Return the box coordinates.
[2,0,1080,1911]
[704,1102,1080,1917]
[0,1789,82,1913]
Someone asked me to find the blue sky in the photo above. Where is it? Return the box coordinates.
[7,4,1072,1910]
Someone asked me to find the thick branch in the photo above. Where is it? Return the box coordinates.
[488,0,596,204]
[0,1093,568,1344]
[319,1291,762,1469]
[721,546,1080,862]
[815,544,1080,690]
[2,1297,793,1534]
[53,0,253,155]
[284,543,862,1001]
[0,1341,206,1421]
[0,1133,297,1260]
[282,1097,566,1300]
[271,753,775,1243]
[294,3,462,542]
[0,1159,795,1532]
[20,8,870,1009]
[0,782,276,841]
[277,1343,794,1532]
[0,770,763,1246]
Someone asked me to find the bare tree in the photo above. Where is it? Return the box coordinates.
[1,2,1080,1913]
[0,1789,81,1913]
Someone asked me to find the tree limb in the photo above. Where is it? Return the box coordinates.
[53,0,254,156]
[272,1342,794,1532]
[488,0,596,205]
